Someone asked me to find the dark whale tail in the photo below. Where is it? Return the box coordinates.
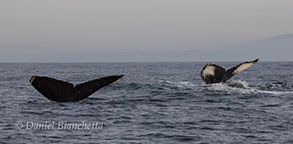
[201,59,259,84]
[30,75,123,102]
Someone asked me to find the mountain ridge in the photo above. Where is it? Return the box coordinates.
[0,34,292,62]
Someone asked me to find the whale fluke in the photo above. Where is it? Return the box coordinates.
[30,75,123,102]
[201,59,259,84]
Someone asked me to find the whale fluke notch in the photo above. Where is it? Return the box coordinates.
[30,75,123,102]
[201,59,259,84]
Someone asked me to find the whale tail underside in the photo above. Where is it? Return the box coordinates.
[30,75,123,102]
[223,58,259,82]
[74,76,123,101]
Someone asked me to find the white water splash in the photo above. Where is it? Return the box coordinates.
[206,80,293,95]
[158,80,196,88]
[227,80,249,88]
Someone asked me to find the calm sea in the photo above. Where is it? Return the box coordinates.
[1,62,293,144]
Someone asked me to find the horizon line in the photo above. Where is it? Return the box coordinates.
[0,60,292,63]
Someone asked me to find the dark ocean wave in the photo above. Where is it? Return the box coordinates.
[1,62,293,143]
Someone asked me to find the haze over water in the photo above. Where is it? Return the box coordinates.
[1,0,293,62]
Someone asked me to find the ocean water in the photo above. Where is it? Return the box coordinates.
[0,62,293,144]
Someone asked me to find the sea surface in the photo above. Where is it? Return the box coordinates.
[0,62,293,144]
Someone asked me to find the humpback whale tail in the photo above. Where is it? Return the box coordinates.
[30,75,123,102]
[201,59,259,84]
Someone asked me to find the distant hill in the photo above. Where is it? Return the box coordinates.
[171,34,293,62]
[161,34,293,62]
[1,34,292,62]
[215,34,293,61]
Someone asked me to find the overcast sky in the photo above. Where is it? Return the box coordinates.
[1,0,293,62]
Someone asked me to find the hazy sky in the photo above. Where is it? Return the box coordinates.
[1,0,293,62]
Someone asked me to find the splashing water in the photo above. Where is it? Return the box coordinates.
[204,80,293,95]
